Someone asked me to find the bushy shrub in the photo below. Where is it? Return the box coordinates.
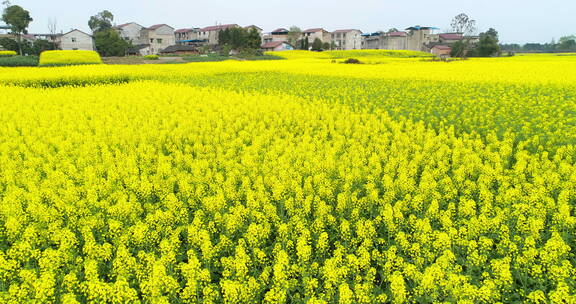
[0,50,17,57]
[39,50,103,67]
[0,55,38,67]
[143,54,159,60]
[342,58,362,64]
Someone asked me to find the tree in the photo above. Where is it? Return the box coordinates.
[94,29,130,56]
[476,28,500,57]
[311,38,323,51]
[1,4,33,55]
[300,38,309,50]
[287,26,302,46]
[218,27,261,53]
[245,28,262,50]
[557,35,576,52]
[450,13,476,58]
[88,10,113,33]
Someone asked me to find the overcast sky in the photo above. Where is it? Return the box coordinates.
[7,0,574,44]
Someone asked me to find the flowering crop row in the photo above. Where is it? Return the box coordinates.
[0,53,575,303]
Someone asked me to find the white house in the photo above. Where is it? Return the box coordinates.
[58,29,94,51]
[332,29,362,50]
[140,24,175,55]
[115,22,144,45]
[302,28,331,44]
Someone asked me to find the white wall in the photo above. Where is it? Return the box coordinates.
[59,30,94,51]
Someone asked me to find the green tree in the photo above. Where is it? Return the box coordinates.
[311,38,323,51]
[218,27,261,52]
[300,38,309,50]
[287,26,302,46]
[88,11,129,56]
[1,3,33,55]
[476,29,500,57]
[94,29,130,56]
[450,13,476,58]
[557,35,576,52]
[246,28,262,50]
[88,10,113,33]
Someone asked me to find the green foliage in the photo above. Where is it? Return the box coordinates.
[1,4,32,55]
[0,37,55,56]
[0,54,37,66]
[557,35,576,52]
[311,38,324,51]
[300,38,309,50]
[475,28,500,57]
[218,27,261,52]
[287,26,302,47]
[88,10,113,33]
[94,29,130,57]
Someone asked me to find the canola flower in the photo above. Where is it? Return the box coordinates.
[0,51,575,303]
[0,50,17,57]
[38,50,103,67]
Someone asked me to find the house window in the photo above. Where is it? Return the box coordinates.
[150,39,154,43]
[71,37,77,42]
[156,38,163,43]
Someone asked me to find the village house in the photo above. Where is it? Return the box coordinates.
[175,28,205,46]
[362,31,408,50]
[261,41,294,52]
[127,44,151,56]
[302,28,331,44]
[263,28,290,44]
[332,29,362,50]
[58,29,95,51]
[140,24,175,55]
[405,26,439,52]
[430,45,452,58]
[198,24,238,45]
[244,25,263,34]
[115,22,144,45]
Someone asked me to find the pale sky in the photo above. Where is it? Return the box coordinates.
[6,0,574,44]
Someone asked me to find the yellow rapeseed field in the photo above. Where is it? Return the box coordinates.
[0,52,575,303]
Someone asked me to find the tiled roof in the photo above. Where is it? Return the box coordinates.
[433,44,452,50]
[439,33,463,40]
[333,29,361,33]
[200,24,238,32]
[303,28,325,33]
[272,28,288,33]
[148,24,173,30]
[261,41,284,48]
[175,28,196,33]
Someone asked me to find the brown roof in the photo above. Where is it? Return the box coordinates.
[439,33,463,40]
[160,45,199,53]
[261,41,284,49]
[303,28,325,33]
[386,31,407,37]
[116,22,143,29]
[333,29,361,33]
[175,28,196,33]
[148,24,174,30]
[433,45,452,50]
[200,24,238,32]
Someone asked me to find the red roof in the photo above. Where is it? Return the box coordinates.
[333,29,361,34]
[439,33,463,40]
[200,24,238,32]
[148,24,173,30]
[303,28,325,33]
[386,31,407,37]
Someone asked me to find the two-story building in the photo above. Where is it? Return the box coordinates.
[58,29,95,51]
[175,28,205,46]
[332,29,362,50]
[302,28,331,44]
[140,24,175,55]
[115,22,144,45]
[198,24,239,45]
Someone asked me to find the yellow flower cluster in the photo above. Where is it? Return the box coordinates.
[38,50,103,67]
[0,51,575,302]
[0,50,17,57]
